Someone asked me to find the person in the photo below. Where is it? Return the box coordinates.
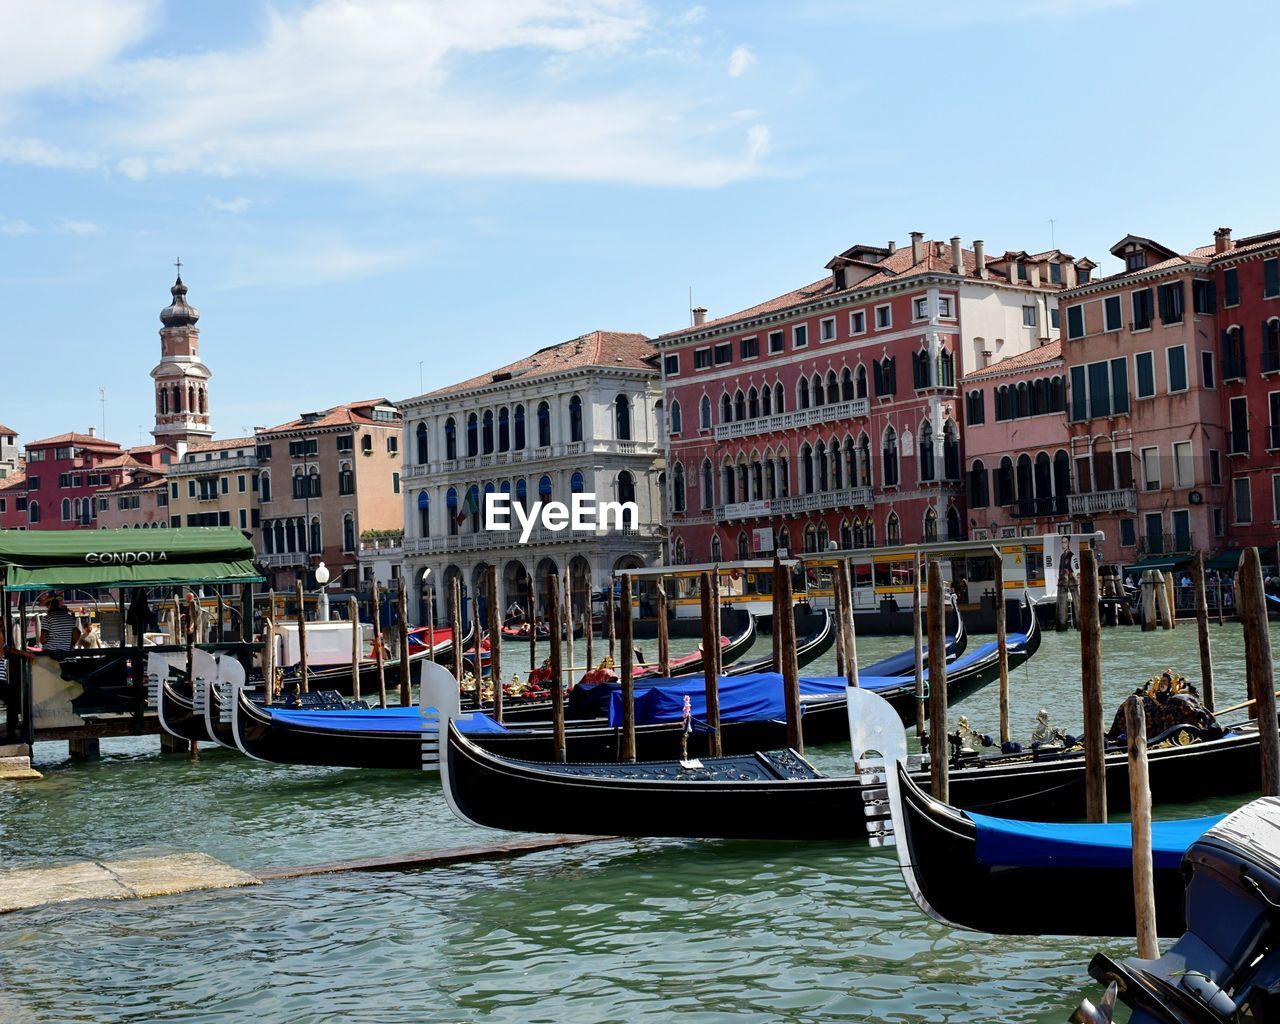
[38,593,80,652]
[505,600,524,623]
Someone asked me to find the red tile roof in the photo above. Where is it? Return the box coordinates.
[185,436,255,453]
[27,431,121,450]
[421,331,656,398]
[0,424,18,435]
[260,399,400,435]
[94,454,153,472]
[0,467,27,490]
[658,238,1070,341]
[961,340,1063,382]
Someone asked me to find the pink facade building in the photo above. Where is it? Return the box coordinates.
[654,234,1093,563]
[1059,234,1228,566]
[960,340,1070,540]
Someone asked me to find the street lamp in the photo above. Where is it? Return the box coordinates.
[314,560,331,621]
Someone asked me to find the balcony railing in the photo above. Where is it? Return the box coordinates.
[402,522,662,555]
[1228,430,1251,455]
[713,398,870,442]
[1139,533,1193,556]
[1068,488,1137,515]
[170,454,258,475]
[1222,356,1247,381]
[1011,496,1069,518]
[259,551,309,568]
[715,486,875,522]
[412,440,659,477]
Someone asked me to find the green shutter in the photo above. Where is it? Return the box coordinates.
[1070,366,1087,420]
[1111,357,1129,414]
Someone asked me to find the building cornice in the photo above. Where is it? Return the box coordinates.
[1059,260,1210,300]
[398,364,658,412]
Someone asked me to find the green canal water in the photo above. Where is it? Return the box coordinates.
[1,622,1275,1023]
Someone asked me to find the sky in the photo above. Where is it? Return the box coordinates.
[2,0,1279,447]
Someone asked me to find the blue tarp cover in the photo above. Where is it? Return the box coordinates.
[968,811,1226,869]
[263,706,509,735]
[608,633,1028,729]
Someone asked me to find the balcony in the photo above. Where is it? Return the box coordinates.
[259,551,309,568]
[1139,533,1193,557]
[402,522,662,556]
[170,454,258,476]
[713,398,870,443]
[1011,497,1069,518]
[1222,357,1247,381]
[1068,488,1137,515]
[715,486,874,522]
[1228,430,1251,456]
[413,440,659,478]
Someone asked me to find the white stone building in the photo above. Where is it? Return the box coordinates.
[398,330,665,627]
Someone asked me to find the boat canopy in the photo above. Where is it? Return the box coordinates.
[968,810,1225,870]
[1205,549,1245,572]
[1122,554,1191,574]
[0,527,265,592]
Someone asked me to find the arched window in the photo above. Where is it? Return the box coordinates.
[1048,376,1065,413]
[466,413,479,457]
[61,498,70,522]
[199,387,207,413]
[514,404,526,449]
[912,349,930,389]
[418,491,431,537]
[801,443,815,494]
[994,385,1010,421]
[516,478,528,509]
[841,368,854,401]
[1015,382,1030,419]
[670,400,682,434]
[498,408,510,452]
[723,462,736,504]
[537,401,551,446]
[747,387,759,419]
[1053,449,1072,511]
[160,389,168,414]
[852,518,865,549]
[264,523,275,553]
[996,457,1015,506]
[343,513,355,552]
[855,364,868,399]
[710,534,722,562]
[1016,454,1034,513]
[798,377,810,409]
[840,519,853,549]
[283,519,294,552]
[1031,379,1047,416]
[737,531,749,560]
[720,392,733,423]
[733,390,746,421]
[751,459,763,499]
[309,517,321,554]
[886,511,901,546]
[831,438,844,489]
[857,433,872,487]
[864,517,875,547]
[882,427,899,486]
[467,485,481,532]
[827,370,839,403]
[700,395,712,430]
[260,472,271,503]
[817,521,830,551]
[171,383,181,413]
[942,420,960,480]
[1035,452,1053,512]
[765,457,777,499]
[569,395,584,443]
[774,382,785,413]
[946,505,962,542]
[812,373,825,406]
[445,417,457,460]
[969,460,990,508]
[803,522,818,553]
[966,389,985,425]
[815,439,829,491]
[701,459,713,510]
[571,470,585,493]
[416,422,429,464]
[918,421,935,482]
[188,384,195,413]
[617,470,636,504]
[923,507,938,542]
[447,486,459,535]
[672,464,686,512]
[674,535,687,564]
[761,384,772,416]
[538,474,553,499]
[936,349,955,388]
[737,461,748,502]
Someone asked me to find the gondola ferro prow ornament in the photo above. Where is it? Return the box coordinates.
[420,661,460,776]
[846,684,909,850]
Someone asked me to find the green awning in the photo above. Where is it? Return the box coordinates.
[1123,554,1191,574]
[0,527,264,592]
[1205,549,1244,572]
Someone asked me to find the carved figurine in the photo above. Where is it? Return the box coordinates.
[954,715,983,755]
[1030,708,1066,749]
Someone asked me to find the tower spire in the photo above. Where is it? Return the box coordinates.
[150,267,213,451]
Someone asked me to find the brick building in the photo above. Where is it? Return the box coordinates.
[166,437,260,536]
[654,234,1093,564]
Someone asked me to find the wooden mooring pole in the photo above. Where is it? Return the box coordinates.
[1239,548,1280,795]
[487,566,502,724]
[656,584,670,677]
[372,583,386,708]
[777,561,802,755]
[262,615,275,705]
[348,597,361,702]
[1140,570,1157,632]
[564,572,574,685]
[607,579,616,661]
[913,551,925,740]
[1080,548,1107,822]
[472,589,483,710]
[837,562,858,688]
[771,562,782,671]
[547,572,566,763]
[185,592,199,762]
[1125,693,1158,959]
[699,571,723,757]
[450,578,462,685]
[1190,550,1215,712]
[993,546,1010,744]
[398,583,411,706]
[527,573,536,673]
[294,581,309,693]
[620,573,636,762]
[926,560,948,802]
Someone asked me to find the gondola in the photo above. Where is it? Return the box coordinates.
[150,652,213,744]
[283,622,472,696]
[500,621,583,641]
[891,757,1224,938]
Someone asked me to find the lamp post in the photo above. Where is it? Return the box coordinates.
[315,561,331,622]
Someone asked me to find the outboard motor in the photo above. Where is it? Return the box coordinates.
[1071,797,1280,1022]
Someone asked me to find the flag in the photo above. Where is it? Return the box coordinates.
[456,487,478,525]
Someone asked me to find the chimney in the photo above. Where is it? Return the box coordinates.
[88,426,96,437]
[910,231,924,265]
[950,236,963,275]
[973,239,987,279]
[1214,227,1233,254]
[692,306,708,327]
[887,240,896,254]
[982,349,993,367]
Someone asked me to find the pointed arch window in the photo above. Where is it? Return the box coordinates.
[701,459,713,510]
[700,395,712,430]
[761,384,772,416]
[309,517,322,554]
[801,443,815,494]
[774,382,785,413]
[798,377,810,409]
[747,387,759,419]
[855,364,868,399]
[841,368,854,401]
[672,464,686,512]
[812,374,825,406]
[720,393,733,423]
[670,400,682,434]
[923,507,938,542]
[942,420,960,480]
[886,511,901,546]
[883,427,899,486]
[710,534,722,562]
[918,421,935,482]
[737,531,749,560]
[734,390,746,421]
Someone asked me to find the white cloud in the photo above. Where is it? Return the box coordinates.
[746,124,771,160]
[727,44,755,77]
[672,5,706,24]
[208,196,253,215]
[218,234,427,290]
[0,218,34,236]
[0,0,772,188]
[806,0,1136,23]
[0,136,100,171]
[0,0,157,94]
[56,218,103,235]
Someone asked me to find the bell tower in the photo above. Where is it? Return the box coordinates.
[150,261,214,452]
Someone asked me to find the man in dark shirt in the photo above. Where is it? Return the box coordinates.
[39,593,80,651]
